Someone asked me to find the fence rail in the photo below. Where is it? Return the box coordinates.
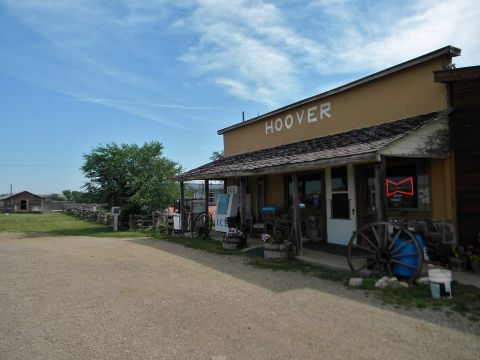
[64,208,170,231]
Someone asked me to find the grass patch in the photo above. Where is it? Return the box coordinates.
[148,230,236,255]
[376,281,480,317]
[248,256,352,283]
[0,212,149,238]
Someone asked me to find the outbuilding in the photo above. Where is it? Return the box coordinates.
[0,191,45,212]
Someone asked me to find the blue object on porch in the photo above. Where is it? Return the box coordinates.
[261,206,276,214]
[392,233,424,277]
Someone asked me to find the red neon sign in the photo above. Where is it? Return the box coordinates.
[386,177,414,197]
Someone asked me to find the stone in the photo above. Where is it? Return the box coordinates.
[348,278,364,287]
[375,276,390,289]
[398,281,409,288]
[374,276,407,289]
[416,276,430,285]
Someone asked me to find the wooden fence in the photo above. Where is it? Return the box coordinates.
[64,208,170,231]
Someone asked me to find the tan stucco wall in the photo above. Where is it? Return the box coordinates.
[430,156,455,219]
[248,177,258,219]
[265,174,285,212]
[223,58,449,156]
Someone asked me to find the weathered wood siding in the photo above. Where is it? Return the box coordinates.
[450,79,480,245]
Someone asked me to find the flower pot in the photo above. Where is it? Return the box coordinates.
[471,261,480,275]
[263,242,293,261]
[222,237,241,250]
[449,257,466,272]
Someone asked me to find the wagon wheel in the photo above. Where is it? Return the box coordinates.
[191,212,213,240]
[347,221,423,278]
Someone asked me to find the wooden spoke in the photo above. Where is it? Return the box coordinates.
[391,239,413,255]
[390,259,418,270]
[359,233,379,252]
[349,255,376,260]
[352,244,377,255]
[388,229,403,250]
[392,252,419,258]
[348,221,423,278]
[370,225,381,247]
[191,212,212,240]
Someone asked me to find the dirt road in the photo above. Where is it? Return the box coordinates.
[0,234,479,359]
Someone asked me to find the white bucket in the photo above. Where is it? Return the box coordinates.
[428,269,452,298]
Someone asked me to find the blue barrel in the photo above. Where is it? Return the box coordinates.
[392,233,424,277]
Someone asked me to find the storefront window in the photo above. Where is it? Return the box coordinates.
[386,163,429,210]
[287,174,323,210]
[331,166,349,219]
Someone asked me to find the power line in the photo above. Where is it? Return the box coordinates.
[0,164,79,168]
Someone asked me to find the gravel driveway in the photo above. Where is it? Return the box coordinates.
[0,233,479,360]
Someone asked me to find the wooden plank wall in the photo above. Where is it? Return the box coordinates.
[450,79,480,245]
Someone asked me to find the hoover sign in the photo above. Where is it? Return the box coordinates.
[265,102,331,135]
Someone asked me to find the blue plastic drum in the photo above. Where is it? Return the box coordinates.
[392,233,424,277]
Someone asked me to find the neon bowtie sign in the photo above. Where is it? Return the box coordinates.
[386,177,414,197]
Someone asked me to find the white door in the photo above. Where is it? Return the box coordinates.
[326,164,357,246]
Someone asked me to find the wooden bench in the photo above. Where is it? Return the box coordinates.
[273,217,294,242]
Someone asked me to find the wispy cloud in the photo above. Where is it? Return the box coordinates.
[308,0,480,70]
[179,0,479,106]
[178,0,328,107]
[2,0,479,111]
[76,97,222,111]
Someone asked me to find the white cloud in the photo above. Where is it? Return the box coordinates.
[2,0,479,111]
[178,0,328,107]
[180,0,479,106]
[310,0,480,70]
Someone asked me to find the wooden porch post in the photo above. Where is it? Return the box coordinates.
[204,179,209,216]
[239,177,247,229]
[375,156,388,221]
[180,181,186,234]
[292,174,302,256]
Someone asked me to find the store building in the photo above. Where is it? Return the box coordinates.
[176,45,479,255]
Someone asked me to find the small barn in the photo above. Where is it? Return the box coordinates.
[0,191,45,212]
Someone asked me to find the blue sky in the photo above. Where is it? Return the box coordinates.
[0,0,479,195]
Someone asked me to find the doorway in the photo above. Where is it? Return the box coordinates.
[326,164,357,245]
[286,172,326,243]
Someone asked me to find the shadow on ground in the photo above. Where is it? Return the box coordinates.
[128,236,480,336]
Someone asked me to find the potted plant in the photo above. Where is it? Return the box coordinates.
[470,255,480,274]
[261,232,294,261]
[467,241,480,274]
[449,246,467,272]
[222,228,246,250]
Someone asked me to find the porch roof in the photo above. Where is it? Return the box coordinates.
[176,109,451,181]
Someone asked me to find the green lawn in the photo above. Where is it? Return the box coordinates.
[0,212,149,238]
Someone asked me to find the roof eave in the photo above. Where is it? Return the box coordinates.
[175,152,379,181]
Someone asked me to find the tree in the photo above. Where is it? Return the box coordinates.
[210,150,224,161]
[81,141,181,215]
[62,190,91,203]
[71,191,90,203]
[62,190,73,201]
[47,193,63,201]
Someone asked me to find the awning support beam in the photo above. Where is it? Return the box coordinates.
[239,177,247,229]
[180,181,186,234]
[375,156,388,221]
[292,174,302,256]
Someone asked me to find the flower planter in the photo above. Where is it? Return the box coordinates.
[471,261,480,275]
[222,237,242,250]
[449,257,467,272]
[263,242,293,261]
